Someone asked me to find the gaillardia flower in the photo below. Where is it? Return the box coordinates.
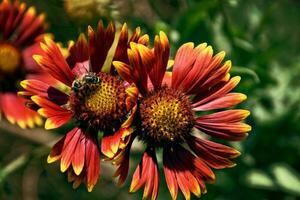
[113,32,251,199]
[0,0,48,128]
[20,21,149,191]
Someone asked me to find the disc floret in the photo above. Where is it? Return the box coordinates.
[139,87,194,146]
[70,72,127,130]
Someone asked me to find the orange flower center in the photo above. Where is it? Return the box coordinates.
[70,72,127,130]
[139,87,194,146]
[0,43,21,74]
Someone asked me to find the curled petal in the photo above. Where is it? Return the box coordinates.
[187,136,241,169]
[101,128,125,159]
[48,128,100,192]
[192,76,241,107]
[34,37,75,86]
[47,136,65,163]
[149,31,170,89]
[113,61,134,84]
[129,148,159,200]
[196,111,251,141]
[112,139,133,186]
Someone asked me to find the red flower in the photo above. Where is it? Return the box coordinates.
[113,32,251,199]
[0,0,51,128]
[20,21,149,191]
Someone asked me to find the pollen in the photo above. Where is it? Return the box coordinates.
[70,72,127,130]
[0,43,21,74]
[139,87,194,146]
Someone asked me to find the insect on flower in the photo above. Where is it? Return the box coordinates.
[19,21,149,191]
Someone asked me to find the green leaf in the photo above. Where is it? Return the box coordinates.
[272,163,300,196]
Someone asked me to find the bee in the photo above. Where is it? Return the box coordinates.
[83,74,100,84]
[72,79,83,92]
[72,73,100,92]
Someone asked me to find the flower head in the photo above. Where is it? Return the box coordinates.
[20,21,149,191]
[0,0,49,128]
[113,32,251,199]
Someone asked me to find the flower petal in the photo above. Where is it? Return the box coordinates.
[148,31,170,89]
[31,95,72,129]
[187,136,241,169]
[129,148,159,199]
[66,33,89,69]
[60,128,82,172]
[192,76,241,107]
[193,93,247,111]
[34,37,75,86]
[0,93,42,128]
[171,43,207,89]
[85,135,100,192]
[20,79,68,105]
[88,21,115,73]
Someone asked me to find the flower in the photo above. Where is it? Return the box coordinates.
[64,0,111,23]
[0,0,50,128]
[112,32,251,199]
[19,21,149,191]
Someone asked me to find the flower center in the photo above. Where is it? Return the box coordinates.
[70,72,127,130]
[0,43,21,74]
[139,87,194,147]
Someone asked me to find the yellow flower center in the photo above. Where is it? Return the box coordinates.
[139,87,194,146]
[71,72,127,130]
[0,43,21,74]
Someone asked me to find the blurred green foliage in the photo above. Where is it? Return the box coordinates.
[1,0,300,199]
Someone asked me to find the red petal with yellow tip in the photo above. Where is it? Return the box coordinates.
[16,12,46,45]
[89,21,115,73]
[188,136,241,169]
[147,32,170,89]
[47,136,65,163]
[60,128,82,173]
[113,61,134,84]
[20,79,68,105]
[66,33,89,68]
[72,133,86,175]
[193,93,247,111]
[192,76,241,107]
[85,134,100,192]
[186,51,226,95]
[163,152,179,200]
[113,142,132,186]
[31,96,72,129]
[101,129,124,159]
[164,145,216,200]
[179,46,213,94]
[127,43,152,95]
[34,37,75,86]
[0,93,41,128]
[198,60,232,91]
[171,43,206,89]
[129,148,159,200]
